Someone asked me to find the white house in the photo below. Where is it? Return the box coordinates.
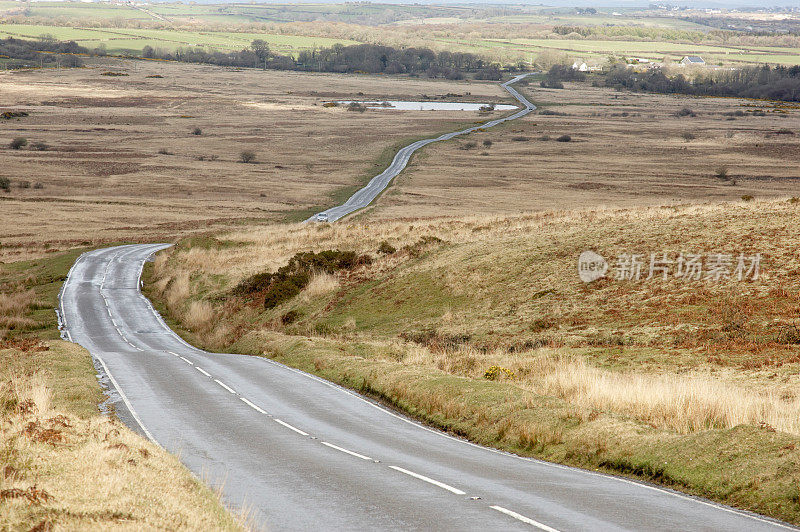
[572,61,588,72]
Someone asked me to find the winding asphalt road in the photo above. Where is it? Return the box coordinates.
[58,75,796,530]
[307,73,537,222]
[59,244,795,531]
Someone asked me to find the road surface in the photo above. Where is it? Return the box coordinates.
[59,243,795,531]
[307,73,537,222]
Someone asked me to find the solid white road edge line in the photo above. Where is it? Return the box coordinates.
[93,352,160,446]
[274,419,309,436]
[490,505,561,532]
[388,466,466,495]
[214,379,236,394]
[321,441,372,461]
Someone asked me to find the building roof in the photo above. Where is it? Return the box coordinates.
[683,56,705,63]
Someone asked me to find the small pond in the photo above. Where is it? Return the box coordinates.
[335,100,518,111]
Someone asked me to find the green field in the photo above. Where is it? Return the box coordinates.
[0,23,359,56]
[432,35,800,66]
[1,1,798,65]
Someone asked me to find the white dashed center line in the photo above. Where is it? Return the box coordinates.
[274,419,309,436]
[214,379,237,394]
[196,367,211,377]
[240,397,268,415]
[490,506,561,532]
[178,356,193,365]
[321,441,372,461]
[388,466,466,495]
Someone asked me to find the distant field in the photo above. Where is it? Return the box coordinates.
[432,36,800,66]
[2,1,799,66]
[0,23,358,56]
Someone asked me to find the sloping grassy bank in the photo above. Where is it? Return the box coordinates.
[144,199,800,524]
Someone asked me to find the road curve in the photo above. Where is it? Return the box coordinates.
[307,73,537,222]
[59,243,795,531]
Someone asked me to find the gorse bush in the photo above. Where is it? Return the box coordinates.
[232,250,371,309]
[0,177,10,192]
[378,241,396,255]
[484,365,516,381]
[239,151,256,163]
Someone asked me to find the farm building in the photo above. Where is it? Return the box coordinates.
[681,56,706,66]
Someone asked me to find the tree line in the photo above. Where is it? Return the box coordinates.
[143,41,504,79]
[0,37,86,68]
[601,64,800,102]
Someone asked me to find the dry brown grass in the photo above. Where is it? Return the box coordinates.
[0,290,40,330]
[0,57,508,262]
[400,343,800,434]
[0,342,245,531]
[371,82,800,218]
[149,198,800,438]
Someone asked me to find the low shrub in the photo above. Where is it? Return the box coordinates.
[511,136,530,142]
[9,137,27,150]
[191,127,202,136]
[100,71,128,76]
[776,323,800,345]
[556,135,572,142]
[538,109,567,116]
[157,148,173,155]
[377,241,396,255]
[482,139,493,147]
[682,132,696,141]
[16,180,30,189]
[239,151,256,163]
[347,102,367,113]
[715,166,730,180]
[401,236,444,257]
[30,141,49,151]
[459,142,477,150]
[0,177,10,192]
[675,108,696,117]
[484,365,516,381]
[741,195,754,202]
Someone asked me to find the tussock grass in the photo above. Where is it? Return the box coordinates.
[0,341,245,531]
[300,272,340,301]
[0,290,41,331]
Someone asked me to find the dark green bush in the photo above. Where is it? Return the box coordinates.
[232,249,371,308]
[378,241,396,254]
[0,177,10,192]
